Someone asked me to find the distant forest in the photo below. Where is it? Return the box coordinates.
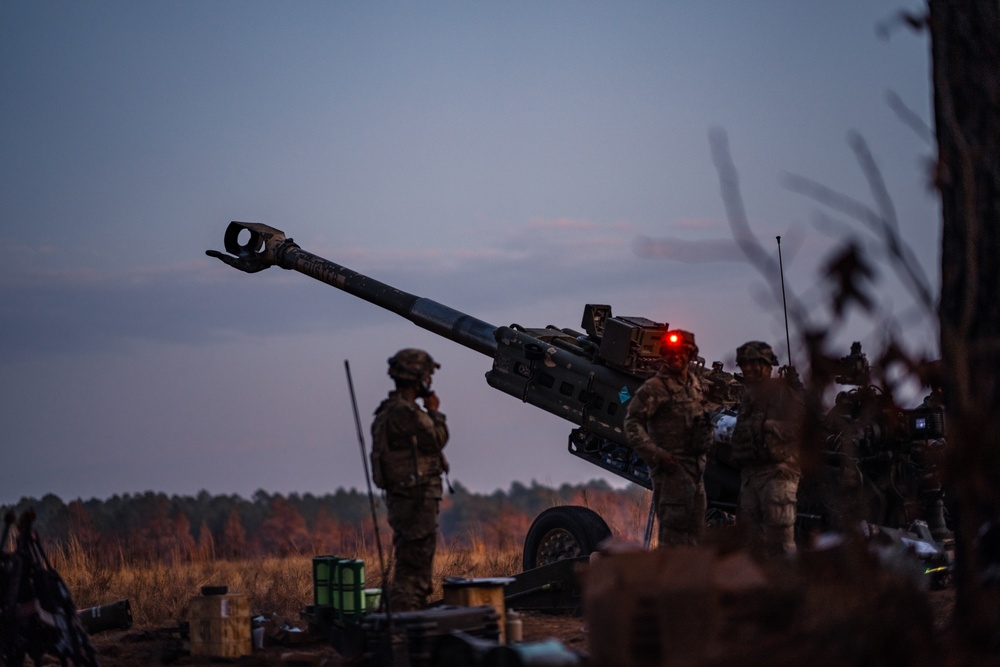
[1,481,649,562]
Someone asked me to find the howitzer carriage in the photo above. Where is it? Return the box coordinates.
[208,222,948,574]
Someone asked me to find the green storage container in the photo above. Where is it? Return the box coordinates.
[312,555,340,607]
[337,559,365,622]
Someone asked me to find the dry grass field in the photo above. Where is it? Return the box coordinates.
[52,541,550,666]
[56,539,524,628]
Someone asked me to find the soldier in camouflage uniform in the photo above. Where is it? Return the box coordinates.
[918,360,950,541]
[731,341,804,558]
[370,349,449,611]
[625,330,714,547]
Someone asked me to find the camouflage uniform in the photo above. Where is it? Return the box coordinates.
[370,349,449,611]
[625,331,714,547]
[918,375,950,541]
[731,341,804,558]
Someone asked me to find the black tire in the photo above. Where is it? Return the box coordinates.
[521,506,612,571]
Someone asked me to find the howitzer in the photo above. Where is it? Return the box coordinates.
[208,222,740,568]
[208,223,954,580]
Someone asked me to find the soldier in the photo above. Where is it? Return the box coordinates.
[370,348,449,611]
[625,330,714,547]
[731,341,804,558]
[918,359,950,541]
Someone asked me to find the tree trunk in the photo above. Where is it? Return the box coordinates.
[929,0,1000,643]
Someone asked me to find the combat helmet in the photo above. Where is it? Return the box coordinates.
[663,329,698,359]
[388,348,440,382]
[736,341,778,366]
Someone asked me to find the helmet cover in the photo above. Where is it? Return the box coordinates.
[736,341,778,366]
[662,329,699,358]
[388,348,440,382]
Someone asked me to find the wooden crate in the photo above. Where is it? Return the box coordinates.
[189,594,251,658]
[442,578,511,644]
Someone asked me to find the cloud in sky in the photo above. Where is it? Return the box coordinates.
[633,236,744,263]
[1,1,941,506]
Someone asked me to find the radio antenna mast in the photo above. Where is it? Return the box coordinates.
[344,360,392,620]
[776,236,792,367]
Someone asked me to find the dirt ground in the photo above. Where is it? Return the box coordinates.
[79,588,959,667]
[80,609,585,667]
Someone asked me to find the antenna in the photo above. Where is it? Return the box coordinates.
[776,236,792,367]
[344,360,394,626]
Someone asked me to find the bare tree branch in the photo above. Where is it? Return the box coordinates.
[784,133,936,315]
[709,127,812,340]
[849,132,936,311]
[887,91,935,145]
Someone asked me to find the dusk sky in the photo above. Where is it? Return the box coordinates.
[1,2,940,505]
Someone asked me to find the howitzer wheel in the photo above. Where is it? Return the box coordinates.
[522,506,612,570]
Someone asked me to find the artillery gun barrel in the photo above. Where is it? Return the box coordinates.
[207,221,498,356]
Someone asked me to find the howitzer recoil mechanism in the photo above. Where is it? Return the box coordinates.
[208,222,738,494]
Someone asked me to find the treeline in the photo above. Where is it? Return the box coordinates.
[1,481,649,563]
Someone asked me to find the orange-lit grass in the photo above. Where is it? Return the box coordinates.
[54,539,522,628]
[54,489,650,628]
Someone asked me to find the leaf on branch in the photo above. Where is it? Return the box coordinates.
[875,10,928,40]
[824,242,877,318]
